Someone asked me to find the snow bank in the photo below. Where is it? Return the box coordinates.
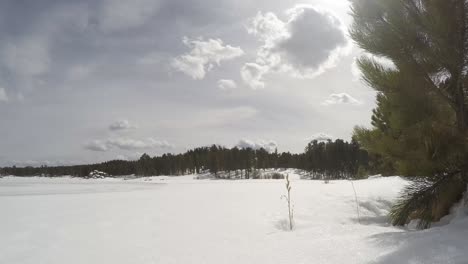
[0,174,466,263]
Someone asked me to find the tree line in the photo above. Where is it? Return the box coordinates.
[0,139,373,179]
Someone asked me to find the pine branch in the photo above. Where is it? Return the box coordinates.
[390,170,464,229]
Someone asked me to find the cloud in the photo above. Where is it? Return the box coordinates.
[247,11,286,41]
[109,120,137,131]
[84,137,174,152]
[322,93,362,106]
[0,0,364,165]
[0,88,8,102]
[242,5,349,88]
[107,138,173,150]
[84,140,110,152]
[171,37,244,80]
[98,0,162,32]
[3,38,50,78]
[352,53,397,82]
[2,36,52,94]
[351,58,362,81]
[236,139,278,152]
[217,79,237,90]
[307,133,333,142]
[116,152,145,161]
[240,63,269,90]
[276,6,349,75]
[0,3,89,95]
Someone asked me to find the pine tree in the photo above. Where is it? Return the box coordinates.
[351,0,468,228]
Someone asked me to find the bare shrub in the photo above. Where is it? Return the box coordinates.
[282,173,294,230]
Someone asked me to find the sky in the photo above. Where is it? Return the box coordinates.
[0,0,376,167]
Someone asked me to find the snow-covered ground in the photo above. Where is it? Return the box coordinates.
[1,170,467,264]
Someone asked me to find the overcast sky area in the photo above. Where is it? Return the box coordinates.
[0,0,376,166]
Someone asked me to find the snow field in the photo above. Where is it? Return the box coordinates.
[0,171,467,263]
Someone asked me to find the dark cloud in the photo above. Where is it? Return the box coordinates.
[276,7,348,72]
[242,5,350,88]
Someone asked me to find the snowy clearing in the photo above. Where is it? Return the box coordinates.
[1,171,467,264]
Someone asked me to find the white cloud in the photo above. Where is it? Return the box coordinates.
[116,152,145,161]
[351,58,362,81]
[109,120,137,131]
[242,6,350,88]
[240,63,269,90]
[171,37,244,80]
[84,137,173,152]
[217,79,237,90]
[236,139,278,152]
[115,155,129,160]
[364,54,397,70]
[84,140,110,152]
[352,53,397,82]
[322,93,362,106]
[0,88,8,102]
[307,133,334,142]
[247,11,286,41]
[99,0,161,32]
[107,138,172,150]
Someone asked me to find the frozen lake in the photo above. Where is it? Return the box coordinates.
[1,173,467,264]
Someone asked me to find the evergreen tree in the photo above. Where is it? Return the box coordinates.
[350,0,468,228]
